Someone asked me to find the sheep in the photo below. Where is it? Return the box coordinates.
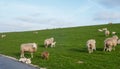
[51,42,56,47]
[25,58,31,64]
[105,30,110,36]
[86,39,96,53]
[1,34,6,38]
[20,43,37,58]
[117,39,120,44]
[102,28,107,31]
[104,35,118,52]
[19,57,31,64]
[41,51,49,60]
[19,57,27,63]
[44,37,55,48]
[98,29,103,32]
[33,31,38,34]
[112,32,116,35]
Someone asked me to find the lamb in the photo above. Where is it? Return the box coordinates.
[20,43,37,58]
[51,42,56,47]
[1,34,6,38]
[98,29,103,32]
[86,39,96,53]
[44,37,55,48]
[41,51,49,60]
[19,57,27,63]
[104,35,118,52]
[112,32,116,35]
[25,58,31,64]
[105,30,110,36]
[33,31,38,34]
[102,28,107,31]
[117,39,120,44]
[19,57,31,64]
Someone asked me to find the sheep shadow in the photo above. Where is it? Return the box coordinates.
[69,48,87,53]
[38,44,45,48]
[96,48,104,51]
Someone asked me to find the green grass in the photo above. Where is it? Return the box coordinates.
[0,23,120,69]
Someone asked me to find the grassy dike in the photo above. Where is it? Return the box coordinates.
[0,23,120,69]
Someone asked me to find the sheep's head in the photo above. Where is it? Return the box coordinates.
[32,43,37,51]
[112,35,118,40]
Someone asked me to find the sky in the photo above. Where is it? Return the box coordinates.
[0,0,120,32]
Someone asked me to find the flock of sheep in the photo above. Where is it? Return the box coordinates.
[19,37,56,64]
[0,26,120,66]
[87,27,120,53]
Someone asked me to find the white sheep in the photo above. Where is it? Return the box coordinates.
[19,57,27,63]
[1,34,6,38]
[19,57,31,64]
[25,58,31,64]
[102,28,107,31]
[117,39,120,44]
[112,32,116,35]
[33,31,38,34]
[105,30,110,36]
[104,35,118,51]
[44,37,54,48]
[20,43,37,58]
[98,29,103,32]
[86,39,96,53]
[51,42,56,47]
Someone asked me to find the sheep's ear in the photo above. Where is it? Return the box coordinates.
[32,44,37,48]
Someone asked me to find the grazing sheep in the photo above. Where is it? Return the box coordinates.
[112,32,116,35]
[20,43,37,58]
[117,39,120,44]
[102,28,107,31]
[105,30,110,36]
[41,51,49,60]
[33,31,38,34]
[86,39,96,53]
[51,42,56,47]
[44,37,55,48]
[98,29,103,32]
[1,34,6,38]
[104,35,118,51]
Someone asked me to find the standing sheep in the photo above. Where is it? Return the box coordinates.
[104,35,118,52]
[51,42,56,47]
[105,30,110,36]
[1,34,6,38]
[20,43,37,58]
[112,32,116,35]
[117,39,120,44]
[86,39,96,53]
[44,37,55,48]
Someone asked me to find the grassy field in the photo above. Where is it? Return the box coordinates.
[0,23,120,69]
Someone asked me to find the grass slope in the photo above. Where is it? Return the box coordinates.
[0,23,120,69]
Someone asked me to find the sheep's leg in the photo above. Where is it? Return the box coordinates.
[109,46,112,52]
[50,44,53,48]
[103,46,106,51]
[20,51,24,58]
[31,53,33,58]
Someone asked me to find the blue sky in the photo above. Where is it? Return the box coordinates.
[0,0,120,32]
